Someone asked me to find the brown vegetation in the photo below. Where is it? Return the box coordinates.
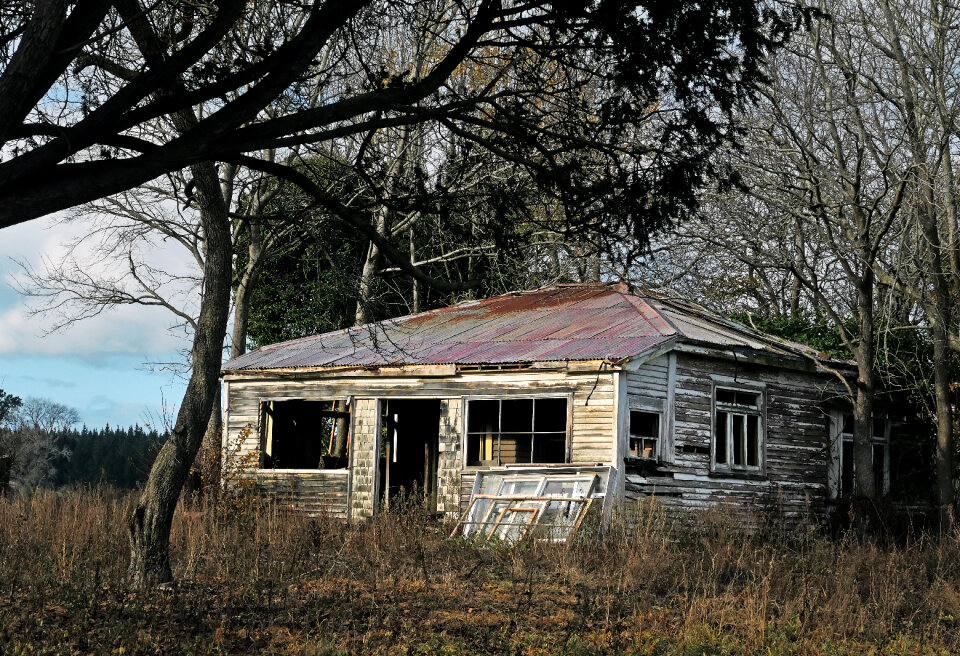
[1,489,959,655]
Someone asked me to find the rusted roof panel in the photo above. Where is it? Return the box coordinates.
[221,283,830,372]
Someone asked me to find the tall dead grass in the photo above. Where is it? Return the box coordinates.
[1,488,958,654]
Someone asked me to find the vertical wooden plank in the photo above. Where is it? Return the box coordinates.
[826,407,841,500]
[613,371,627,497]
[664,352,677,464]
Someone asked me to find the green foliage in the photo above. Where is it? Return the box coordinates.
[728,312,855,360]
[243,234,365,348]
[0,388,22,425]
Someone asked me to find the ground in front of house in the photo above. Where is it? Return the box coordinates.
[1,489,957,655]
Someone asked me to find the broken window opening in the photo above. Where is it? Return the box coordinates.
[629,410,660,459]
[260,400,350,470]
[465,398,567,467]
[713,386,763,472]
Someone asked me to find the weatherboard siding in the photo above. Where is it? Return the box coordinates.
[623,352,831,526]
[224,366,617,519]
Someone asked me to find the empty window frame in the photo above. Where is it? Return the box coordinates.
[629,410,661,459]
[713,386,763,472]
[260,399,350,470]
[465,397,567,466]
[839,414,889,496]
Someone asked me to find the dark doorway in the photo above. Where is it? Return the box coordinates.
[379,399,441,511]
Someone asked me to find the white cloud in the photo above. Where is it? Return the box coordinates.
[0,213,197,362]
[0,300,186,360]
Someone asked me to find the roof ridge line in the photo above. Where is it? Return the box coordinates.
[614,282,679,337]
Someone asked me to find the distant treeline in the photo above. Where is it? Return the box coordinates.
[50,425,164,489]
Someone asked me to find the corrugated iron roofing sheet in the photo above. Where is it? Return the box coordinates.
[221,283,829,372]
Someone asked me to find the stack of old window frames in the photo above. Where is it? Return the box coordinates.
[453,469,610,543]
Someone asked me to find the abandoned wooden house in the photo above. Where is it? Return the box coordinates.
[220,282,909,536]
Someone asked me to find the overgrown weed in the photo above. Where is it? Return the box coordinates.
[1,489,958,654]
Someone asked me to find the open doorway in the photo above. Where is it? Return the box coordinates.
[378,399,441,511]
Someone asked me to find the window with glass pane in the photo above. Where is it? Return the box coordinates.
[629,410,660,459]
[713,387,763,472]
[839,413,889,496]
[465,398,567,466]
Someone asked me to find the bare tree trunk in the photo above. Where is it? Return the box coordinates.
[853,272,876,501]
[410,226,419,313]
[355,212,385,325]
[231,219,263,359]
[127,162,231,587]
[932,312,954,528]
[920,207,955,528]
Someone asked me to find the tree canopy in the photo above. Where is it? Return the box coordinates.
[2,0,790,253]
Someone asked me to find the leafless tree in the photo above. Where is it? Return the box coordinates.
[0,397,80,494]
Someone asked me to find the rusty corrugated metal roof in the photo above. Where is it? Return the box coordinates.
[221,283,831,372]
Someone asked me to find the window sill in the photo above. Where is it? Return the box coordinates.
[708,469,767,481]
[256,468,349,474]
[624,455,660,464]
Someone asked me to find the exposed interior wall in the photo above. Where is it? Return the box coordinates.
[623,351,835,527]
[224,365,617,519]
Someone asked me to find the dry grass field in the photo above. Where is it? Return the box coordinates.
[1,489,959,655]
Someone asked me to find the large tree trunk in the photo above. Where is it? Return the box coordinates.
[127,162,232,587]
[853,272,876,500]
[231,218,263,359]
[932,315,954,528]
[355,222,384,326]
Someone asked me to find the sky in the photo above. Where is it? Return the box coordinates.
[0,216,191,429]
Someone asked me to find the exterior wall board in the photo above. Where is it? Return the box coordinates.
[624,352,835,526]
[224,367,617,519]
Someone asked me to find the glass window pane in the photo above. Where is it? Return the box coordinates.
[841,440,854,496]
[533,432,566,463]
[715,411,728,464]
[873,444,886,494]
[501,478,541,495]
[842,414,853,434]
[468,400,499,433]
[873,418,886,439]
[501,399,533,433]
[534,398,567,432]
[630,411,659,438]
[747,415,759,467]
[732,414,745,465]
[541,477,593,497]
[498,433,531,464]
[735,391,760,407]
[716,389,737,404]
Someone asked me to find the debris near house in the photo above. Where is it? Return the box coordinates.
[451,465,614,543]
